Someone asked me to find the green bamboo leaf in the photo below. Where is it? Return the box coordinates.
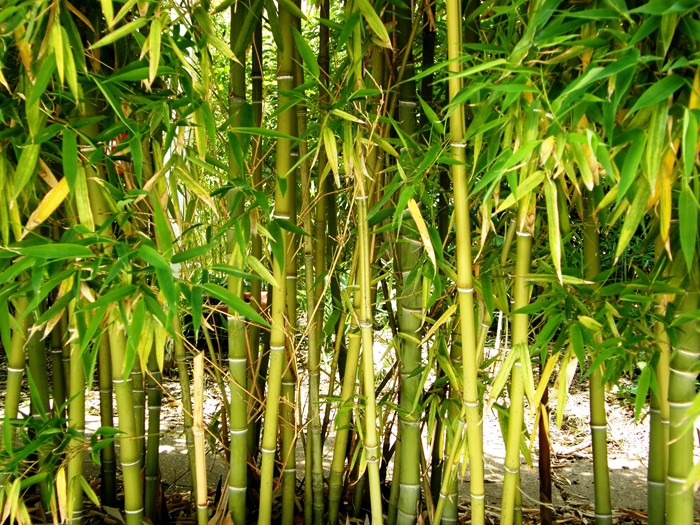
[16,243,92,260]
[200,283,269,328]
[627,75,685,117]
[682,107,697,180]
[86,285,138,310]
[496,170,545,213]
[27,53,56,109]
[568,324,586,366]
[276,218,309,237]
[138,244,169,270]
[90,17,148,49]
[678,185,698,272]
[355,0,391,48]
[487,348,519,409]
[634,364,652,421]
[93,78,136,133]
[0,300,11,353]
[614,180,650,264]
[418,95,444,135]
[149,17,162,85]
[172,243,215,263]
[248,255,279,288]
[292,28,320,79]
[62,129,78,191]
[151,196,172,257]
[407,198,436,269]
[617,131,646,206]
[322,125,340,186]
[544,177,562,283]
[13,144,41,199]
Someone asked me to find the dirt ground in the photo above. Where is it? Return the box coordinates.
[72,373,699,524]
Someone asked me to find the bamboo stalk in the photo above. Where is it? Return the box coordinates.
[582,191,612,525]
[445,0,485,523]
[144,341,163,522]
[193,352,208,525]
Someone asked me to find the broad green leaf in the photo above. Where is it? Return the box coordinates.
[614,180,650,263]
[496,170,545,213]
[634,364,652,421]
[74,166,95,231]
[90,17,148,49]
[679,185,698,272]
[682,108,697,180]
[627,75,685,117]
[172,243,215,264]
[24,177,70,234]
[27,54,56,109]
[13,144,41,200]
[200,283,269,328]
[248,255,278,288]
[100,0,114,25]
[139,244,170,270]
[16,243,92,260]
[149,17,162,85]
[544,177,562,283]
[323,125,340,187]
[86,285,138,310]
[418,95,444,135]
[292,28,319,79]
[151,196,172,257]
[451,58,507,80]
[617,131,645,206]
[62,129,78,190]
[355,0,391,48]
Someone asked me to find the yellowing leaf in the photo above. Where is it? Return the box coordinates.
[24,177,70,234]
[323,126,340,187]
[149,17,162,85]
[407,198,436,269]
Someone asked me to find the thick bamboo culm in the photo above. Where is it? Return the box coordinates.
[192,352,208,525]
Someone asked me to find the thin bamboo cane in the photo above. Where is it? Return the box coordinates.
[227,2,251,520]
[445,0,485,523]
[257,3,296,520]
[66,302,85,525]
[666,260,699,525]
[97,334,117,507]
[582,191,612,525]
[395,3,423,519]
[144,342,163,522]
[193,352,208,525]
[108,314,144,525]
[130,359,145,469]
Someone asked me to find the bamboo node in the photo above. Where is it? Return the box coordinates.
[504,465,519,475]
[669,367,698,379]
[272,213,291,220]
[450,142,467,148]
[6,367,24,373]
[470,492,485,500]
[270,345,286,352]
[124,508,144,515]
[457,287,473,294]
[228,485,247,493]
[261,446,276,454]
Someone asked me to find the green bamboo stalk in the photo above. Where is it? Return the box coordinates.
[257,3,296,521]
[49,309,67,418]
[0,295,28,492]
[130,359,145,468]
[298,57,325,525]
[108,314,144,525]
[582,191,612,525]
[328,283,361,525]
[648,240,671,525]
[193,352,209,525]
[445,0,485,523]
[248,14,265,462]
[227,2,251,520]
[97,335,117,507]
[144,340,163,522]
[666,266,699,525]
[395,4,423,522]
[65,301,86,524]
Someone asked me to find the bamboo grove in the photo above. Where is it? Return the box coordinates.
[0,1,699,524]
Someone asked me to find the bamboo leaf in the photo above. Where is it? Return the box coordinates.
[16,243,92,260]
[614,180,650,264]
[248,255,279,288]
[323,126,340,187]
[149,17,162,85]
[679,185,698,271]
[496,170,545,213]
[355,0,391,48]
[682,107,697,180]
[617,131,646,206]
[627,75,685,117]
[634,364,652,421]
[24,177,70,234]
[172,243,215,264]
[13,144,41,199]
[90,17,149,49]
[86,285,138,310]
[418,95,444,135]
[451,58,507,80]
[62,129,78,190]
[200,283,269,328]
[139,244,170,270]
[421,303,458,346]
[28,53,56,109]
[544,177,562,283]
[293,28,320,78]
[487,348,519,410]
[407,198,436,269]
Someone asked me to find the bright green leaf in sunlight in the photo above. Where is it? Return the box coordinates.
[293,28,320,79]
[200,283,269,328]
[355,0,391,48]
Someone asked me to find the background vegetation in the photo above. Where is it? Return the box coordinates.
[0,0,698,524]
